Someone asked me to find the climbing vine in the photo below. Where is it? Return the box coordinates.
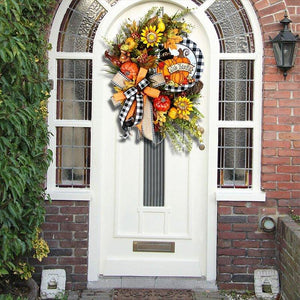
[0,0,55,279]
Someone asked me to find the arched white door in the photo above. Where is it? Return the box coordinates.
[91,0,216,277]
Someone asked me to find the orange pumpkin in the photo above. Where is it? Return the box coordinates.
[120,61,139,80]
[157,48,191,84]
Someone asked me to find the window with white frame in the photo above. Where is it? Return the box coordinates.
[48,0,264,201]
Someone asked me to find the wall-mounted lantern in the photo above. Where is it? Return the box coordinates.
[270,12,298,79]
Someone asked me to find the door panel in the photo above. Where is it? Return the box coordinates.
[95,0,209,277]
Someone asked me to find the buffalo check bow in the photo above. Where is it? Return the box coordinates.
[111,68,161,139]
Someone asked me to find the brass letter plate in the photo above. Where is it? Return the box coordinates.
[133,241,175,253]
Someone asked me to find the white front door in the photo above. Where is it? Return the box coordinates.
[93,0,211,278]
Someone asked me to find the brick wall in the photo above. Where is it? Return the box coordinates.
[277,216,300,300]
[32,201,89,291]
[217,202,277,290]
[217,0,300,291]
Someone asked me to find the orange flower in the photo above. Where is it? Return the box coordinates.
[164,29,183,50]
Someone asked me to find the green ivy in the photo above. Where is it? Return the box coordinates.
[0,0,55,278]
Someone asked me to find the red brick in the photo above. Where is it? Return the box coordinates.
[279,132,300,140]
[233,258,261,265]
[218,206,232,215]
[263,140,291,148]
[279,149,300,157]
[60,207,89,214]
[261,258,277,266]
[277,166,300,173]
[74,265,88,274]
[218,256,232,265]
[218,239,232,248]
[219,232,246,239]
[60,240,88,248]
[247,216,259,224]
[218,248,246,256]
[266,191,290,199]
[74,248,88,257]
[58,257,87,265]
[60,223,88,231]
[41,223,59,231]
[217,274,232,282]
[248,249,276,257]
[219,266,247,274]
[247,232,276,240]
[260,241,276,248]
[262,157,290,165]
[278,182,300,190]
[232,240,260,248]
[45,215,73,223]
[233,207,259,215]
[233,224,258,232]
[262,174,290,181]
[74,231,89,239]
[218,223,232,231]
[260,207,277,215]
[279,81,300,91]
[263,124,291,132]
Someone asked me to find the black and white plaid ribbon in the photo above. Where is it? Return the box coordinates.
[164,37,204,93]
[119,78,150,138]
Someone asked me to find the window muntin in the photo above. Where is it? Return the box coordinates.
[219,60,253,121]
[56,127,91,188]
[57,59,92,120]
[218,128,252,188]
[55,58,92,188]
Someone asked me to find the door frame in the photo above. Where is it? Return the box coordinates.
[88,0,220,283]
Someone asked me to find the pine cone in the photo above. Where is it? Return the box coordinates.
[186,81,203,96]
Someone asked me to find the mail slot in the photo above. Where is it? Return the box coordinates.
[133,241,175,253]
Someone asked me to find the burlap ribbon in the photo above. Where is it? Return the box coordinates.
[111,68,164,140]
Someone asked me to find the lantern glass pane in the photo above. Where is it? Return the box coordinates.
[273,42,283,66]
[282,42,295,67]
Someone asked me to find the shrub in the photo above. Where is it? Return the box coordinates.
[0,0,55,280]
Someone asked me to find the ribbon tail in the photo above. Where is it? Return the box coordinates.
[141,96,155,142]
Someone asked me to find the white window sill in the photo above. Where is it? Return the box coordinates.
[46,189,92,201]
[216,189,266,202]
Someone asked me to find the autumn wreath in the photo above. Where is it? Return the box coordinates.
[104,7,204,152]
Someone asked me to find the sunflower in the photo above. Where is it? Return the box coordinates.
[141,25,163,48]
[174,96,193,120]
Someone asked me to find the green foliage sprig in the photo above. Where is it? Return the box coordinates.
[0,0,55,280]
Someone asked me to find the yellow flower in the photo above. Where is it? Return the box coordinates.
[164,28,183,50]
[141,25,163,48]
[157,19,166,32]
[174,96,193,120]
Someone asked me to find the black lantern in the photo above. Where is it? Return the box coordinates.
[270,12,298,78]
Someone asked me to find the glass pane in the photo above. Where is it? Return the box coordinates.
[218,128,252,188]
[144,139,165,207]
[56,127,91,188]
[219,60,254,121]
[57,60,92,120]
[205,0,255,53]
[58,0,107,52]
